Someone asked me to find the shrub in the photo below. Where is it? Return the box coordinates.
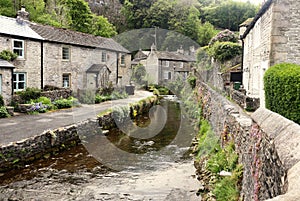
[17,87,41,103]
[34,96,52,105]
[209,29,238,46]
[208,41,242,62]
[0,95,4,106]
[187,75,197,89]
[0,50,18,61]
[53,97,77,109]
[264,63,300,124]
[28,102,49,113]
[0,106,9,118]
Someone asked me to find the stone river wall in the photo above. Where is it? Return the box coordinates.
[0,96,158,172]
[197,82,300,201]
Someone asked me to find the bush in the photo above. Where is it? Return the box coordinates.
[0,50,18,61]
[264,63,300,124]
[0,106,9,118]
[187,75,197,89]
[53,97,77,109]
[0,95,4,106]
[17,87,41,103]
[208,41,242,62]
[209,29,238,46]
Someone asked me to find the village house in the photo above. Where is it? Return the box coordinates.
[133,44,196,85]
[240,0,300,107]
[0,8,131,105]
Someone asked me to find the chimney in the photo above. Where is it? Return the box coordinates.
[177,45,184,54]
[151,43,156,52]
[17,6,30,22]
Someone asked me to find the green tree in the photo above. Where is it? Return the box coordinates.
[198,22,217,46]
[0,0,15,17]
[91,15,117,37]
[203,1,257,31]
[121,0,155,29]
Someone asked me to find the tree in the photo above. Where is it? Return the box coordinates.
[198,22,217,47]
[91,15,117,37]
[121,0,156,29]
[0,0,15,17]
[203,1,257,31]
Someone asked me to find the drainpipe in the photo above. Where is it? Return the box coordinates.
[116,52,119,85]
[41,41,44,89]
[240,38,244,86]
[11,67,14,96]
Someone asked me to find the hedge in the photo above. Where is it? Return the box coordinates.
[208,41,242,62]
[264,63,300,124]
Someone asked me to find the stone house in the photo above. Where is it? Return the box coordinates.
[134,45,196,84]
[0,9,131,105]
[0,59,15,104]
[240,0,300,107]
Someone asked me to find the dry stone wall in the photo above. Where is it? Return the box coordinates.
[197,82,287,201]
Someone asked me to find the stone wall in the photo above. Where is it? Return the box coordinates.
[230,89,260,111]
[41,88,72,101]
[0,96,158,172]
[0,68,13,105]
[197,82,287,201]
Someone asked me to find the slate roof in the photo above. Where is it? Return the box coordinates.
[86,64,111,73]
[0,59,15,68]
[0,16,43,40]
[29,23,130,53]
[156,51,196,62]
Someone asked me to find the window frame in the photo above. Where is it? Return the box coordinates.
[165,61,169,67]
[120,54,126,66]
[62,46,70,61]
[62,73,71,88]
[101,51,107,62]
[12,39,25,59]
[13,72,26,91]
[0,74,2,94]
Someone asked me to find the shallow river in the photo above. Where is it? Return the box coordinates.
[0,99,200,201]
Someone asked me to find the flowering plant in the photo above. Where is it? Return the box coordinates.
[29,102,49,113]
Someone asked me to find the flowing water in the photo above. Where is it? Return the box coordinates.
[0,99,200,201]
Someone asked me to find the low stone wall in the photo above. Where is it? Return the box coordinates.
[230,89,260,111]
[197,82,287,200]
[41,89,72,101]
[0,95,158,172]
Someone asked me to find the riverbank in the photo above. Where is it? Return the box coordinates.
[0,90,155,172]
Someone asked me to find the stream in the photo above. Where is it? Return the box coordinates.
[0,98,201,201]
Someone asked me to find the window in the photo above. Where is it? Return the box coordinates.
[63,73,71,88]
[12,39,24,58]
[165,61,169,67]
[121,54,125,65]
[13,73,26,91]
[62,47,70,60]
[163,71,171,80]
[102,51,107,62]
[180,62,184,68]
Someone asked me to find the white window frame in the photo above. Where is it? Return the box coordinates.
[165,61,169,67]
[13,72,26,91]
[12,39,24,59]
[62,46,70,60]
[62,73,71,88]
[121,54,126,66]
[180,62,184,68]
[102,51,107,62]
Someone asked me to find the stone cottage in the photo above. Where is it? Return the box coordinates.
[240,0,300,107]
[134,44,196,85]
[0,8,131,104]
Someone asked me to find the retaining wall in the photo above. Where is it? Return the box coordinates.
[197,82,300,200]
[0,96,158,172]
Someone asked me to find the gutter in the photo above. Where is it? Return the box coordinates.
[41,41,44,89]
[116,52,119,85]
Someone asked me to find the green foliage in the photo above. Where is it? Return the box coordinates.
[0,0,15,17]
[0,50,18,61]
[34,96,52,105]
[208,41,242,62]
[213,175,240,201]
[202,1,258,31]
[90,15,117,37]
[209,29,238,46]
[187,75,197,89]
[264,63,300,124]
[17,87,41,103]
[198,22,218,47]
[0,95,4,106]
[131,64,146,85]
[0,106,10,118]
[53,97,78,109]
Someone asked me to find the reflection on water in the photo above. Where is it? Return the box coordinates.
[0,98,195,184]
